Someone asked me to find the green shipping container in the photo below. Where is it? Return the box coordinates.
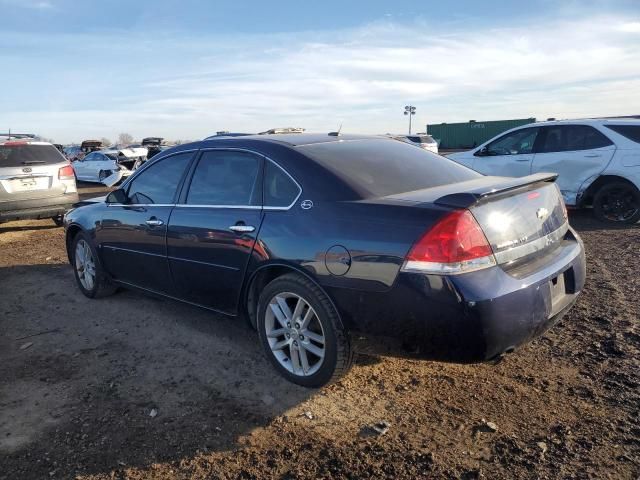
[427,118,536,150]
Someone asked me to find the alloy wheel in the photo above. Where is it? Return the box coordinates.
[264,292,326,376]
[599,186,639,222]
[75,239,96,291]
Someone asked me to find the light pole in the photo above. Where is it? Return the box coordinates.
[404,105,416,134]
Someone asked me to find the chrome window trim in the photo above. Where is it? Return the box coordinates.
[107,203,175,207]
[174,204,262,210]
[107,147,303,211]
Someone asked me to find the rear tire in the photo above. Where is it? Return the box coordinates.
[257,273,353,387]
[71,232,117,298]
[593,182,640,224]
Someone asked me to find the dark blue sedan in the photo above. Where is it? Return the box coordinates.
[64,133,586,387]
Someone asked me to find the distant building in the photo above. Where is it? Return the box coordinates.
[427,118,536,150]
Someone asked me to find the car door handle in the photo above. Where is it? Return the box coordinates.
[229,225,255,233]
[145,218,164,226]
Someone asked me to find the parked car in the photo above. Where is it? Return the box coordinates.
[0,134,78,225]
[71,149,135,183]
[391,133,439,153]
[447,118,640,223]
[64,134,585,387]
[64,145,84,162]
[141,137,169,160]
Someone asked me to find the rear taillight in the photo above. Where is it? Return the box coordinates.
[58,164,75,180]
[402,210,496,274]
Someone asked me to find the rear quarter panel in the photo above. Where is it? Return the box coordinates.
[251,200,451,329]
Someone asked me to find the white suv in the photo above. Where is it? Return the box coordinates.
[0,135,79,225]
[448,118,640,223]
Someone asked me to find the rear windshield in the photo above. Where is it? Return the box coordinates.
[299,138,480,198]
[605,125,640,144]
[0,144,66,167]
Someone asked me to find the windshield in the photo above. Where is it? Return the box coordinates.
[0,144,66,167]
[299,138,480,199]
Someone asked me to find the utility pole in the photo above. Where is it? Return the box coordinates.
[404,105,416,134]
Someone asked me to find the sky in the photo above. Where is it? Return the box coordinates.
[0,0,639,143]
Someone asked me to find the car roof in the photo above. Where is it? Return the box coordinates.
[202,133,380,147]
[531,117,640,127]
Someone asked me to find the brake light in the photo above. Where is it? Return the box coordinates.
[402,210,496,274]
[58,164,75,180]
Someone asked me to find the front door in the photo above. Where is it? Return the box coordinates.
[167,149,264,314]
[472,127,540,177]
[98,151,194,293]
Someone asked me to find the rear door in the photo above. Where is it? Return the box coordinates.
[471,127,540,177]
[98,151,194,293]
[532,125,615,205]
[167,149,263,314]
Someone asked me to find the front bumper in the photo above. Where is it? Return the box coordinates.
[0,192,80,223]
[340,228,586,362]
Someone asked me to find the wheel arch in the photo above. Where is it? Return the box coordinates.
[578,174,639,207]
[65,223,84,263]
[242,262,344,331]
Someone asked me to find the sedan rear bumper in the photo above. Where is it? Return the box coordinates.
[338,228,586,362]
[0,192,80,223]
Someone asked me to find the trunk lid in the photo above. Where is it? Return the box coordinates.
[385,173,568,265]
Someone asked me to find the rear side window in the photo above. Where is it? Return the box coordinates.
[264,160,300,207]
[539,125,612,153]
[186,150,261,206]
[605,125,640,144]
[127,152,192,204]
[0,144,66,167]
[300,138,480,199]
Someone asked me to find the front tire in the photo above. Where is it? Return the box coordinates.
[257,273,353,387]
[593,182,640,224]
[71,232,117,298]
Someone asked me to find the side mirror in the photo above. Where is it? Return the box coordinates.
[474,146,488,157]
[106,189,127,204]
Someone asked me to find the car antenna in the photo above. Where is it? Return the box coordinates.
[329,123,343,137]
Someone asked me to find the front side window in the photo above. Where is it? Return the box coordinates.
[540,125,613,153]
[186,150,261,206]
[264,160,300,207]
[126,152,192,204]
[486,128,539,156]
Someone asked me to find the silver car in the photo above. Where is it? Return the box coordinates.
[0,135,79,226]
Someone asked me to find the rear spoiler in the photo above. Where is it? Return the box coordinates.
[434,173,559,208]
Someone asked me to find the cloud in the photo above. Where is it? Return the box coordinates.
[2,13,639,142]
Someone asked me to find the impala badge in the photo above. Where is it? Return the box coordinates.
[536,207,549,220]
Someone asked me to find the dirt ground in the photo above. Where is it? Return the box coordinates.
[0,184,638,479]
